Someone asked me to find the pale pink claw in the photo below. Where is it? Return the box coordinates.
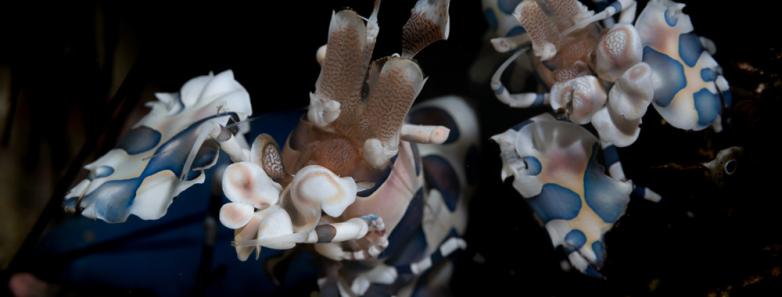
[219,202,254,230]
[290,165,357,217]
[222,161,281,209]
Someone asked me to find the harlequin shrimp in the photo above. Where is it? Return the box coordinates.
[484,0,733,277]
[61,0,472,296]
[490,0,732,147]
[217,1,478,295]
[492,114,659,277]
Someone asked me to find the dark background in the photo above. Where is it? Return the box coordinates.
[0,0,780,296]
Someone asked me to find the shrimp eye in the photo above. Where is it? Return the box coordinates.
[723,159,737,175]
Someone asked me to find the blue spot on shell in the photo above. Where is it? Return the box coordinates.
[523,156,541,176]
[693,88,721,127]
[584,265,604,278]
[117,126,162,155]
[484,9,498,30]
[679,33,704,67]
[700,68,717,82]
[191,140,220,170]
[498,0,522,14]
[423,155,460,212]
[90,166,115,179]
[82,179,140,223]
[721,90,733,107]
[592,240,606,265]
[564,229,586,252]
[584,144,629,223]
[505,26,526,37]
[408,106,460,144]
[79,113,236,223]
[528,184,581,222]
[602,145,620,167]
[379,189,425,261]
[664,7,679,27]
[643,47,687,107]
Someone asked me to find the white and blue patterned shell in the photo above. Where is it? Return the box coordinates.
[493,114,632,277]
[64,70,252,223]
[636,0,731,131]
